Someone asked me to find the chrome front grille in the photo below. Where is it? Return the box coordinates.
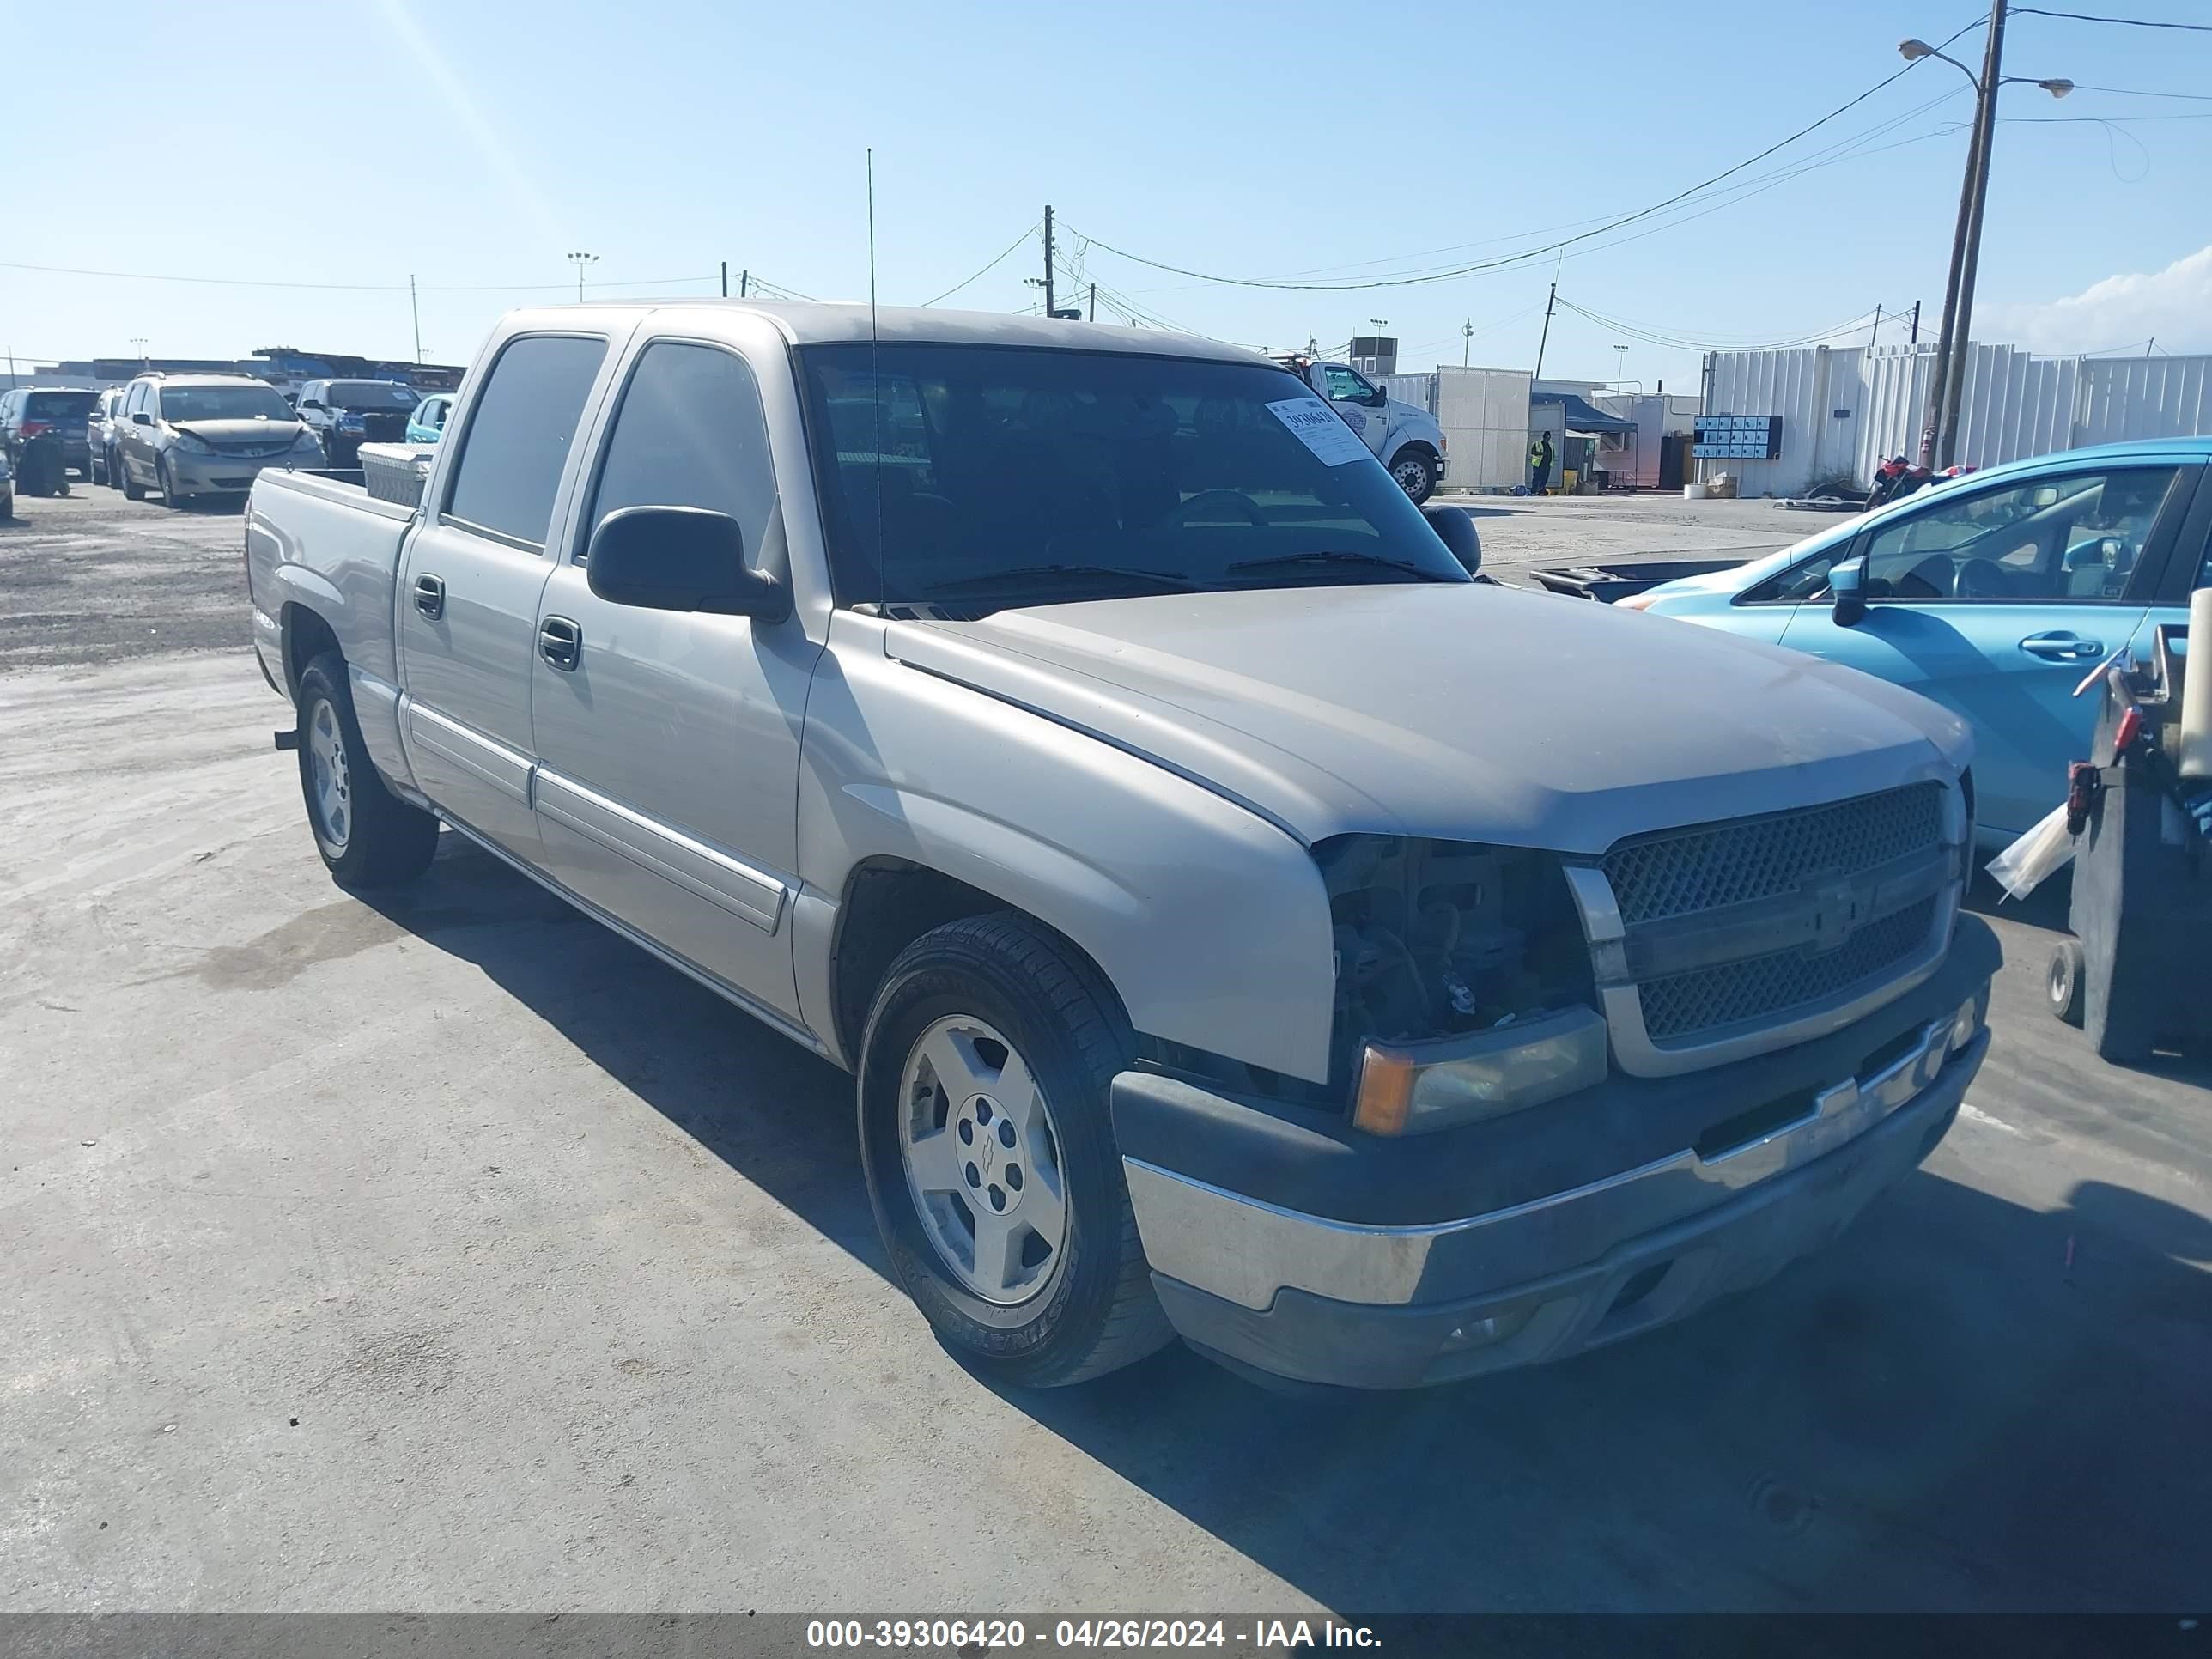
[1636,896,1941,1043]
[1603,782,1946,928]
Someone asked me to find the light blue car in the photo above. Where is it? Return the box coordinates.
[404,393,454,446]
[1623,438,2212,849]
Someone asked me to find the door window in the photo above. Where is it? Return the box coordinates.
[1322,367,1376,404]
[1859,466,2179,603]
[442,334,607,550]
[582,342,777,564]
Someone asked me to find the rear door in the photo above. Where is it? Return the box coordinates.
[396,331,615,855]
[527,336,816,1020]
[1778,459,2192,839]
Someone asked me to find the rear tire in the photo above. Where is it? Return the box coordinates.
[2047,938,2085,1028]
[295,652,440,890]
[858,913,1172,1388]
[1390,447,1437,504]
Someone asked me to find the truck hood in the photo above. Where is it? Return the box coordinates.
[888,583,1970,853]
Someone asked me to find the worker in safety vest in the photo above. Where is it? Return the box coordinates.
[1528,430,1554,495]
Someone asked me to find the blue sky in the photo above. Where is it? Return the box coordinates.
[7,0,2209,387]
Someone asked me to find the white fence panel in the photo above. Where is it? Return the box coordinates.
[1709,342,2212,495]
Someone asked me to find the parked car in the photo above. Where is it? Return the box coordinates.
[0,386,98,489]
[88,386,128,487]
[295,378,419,465]
[1273,355,1448,502]
[404,392,454,445]
[113,374,325,507]
[245,301,1994,1392]
[0,446,14,520]
[1622,438,2211,851]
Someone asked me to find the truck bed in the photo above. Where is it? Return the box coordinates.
[246,466,416,692]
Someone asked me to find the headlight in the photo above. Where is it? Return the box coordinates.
[1316,835,1602,1133]
[1353,1007,1608,1135]
[169,430,215,453]
[289,431,325,454]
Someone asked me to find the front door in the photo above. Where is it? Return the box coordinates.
[1779,460,2191,839]
[529,337,817,1021]
[1320,364,1391,458]
[395,331,612,854]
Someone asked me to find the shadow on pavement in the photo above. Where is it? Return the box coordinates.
[366,836,2212,1613]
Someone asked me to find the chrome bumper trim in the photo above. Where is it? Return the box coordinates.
[1124,1014,1970,1314]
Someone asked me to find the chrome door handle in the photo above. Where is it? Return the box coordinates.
[2019,633,2100,661]
[412,573,445,620]
[538,616,581,671]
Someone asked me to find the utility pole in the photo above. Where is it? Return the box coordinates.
[1462,319,1473,368]
[1042,204,1056,319]
[1908,298,1921,344]
[1088,283,1097,322]
[1905,4,2070,467]
[409,275,422,363]
[1935,1,2009,469]
[1531,281,1559,385]
[721,261,728,298]
[740,269,750,298]
[1868,304,1882,351]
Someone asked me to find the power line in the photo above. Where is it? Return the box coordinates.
[2011,6,2212,30]
[1554,295,1894,354]
[2068,82,2212,98]
[921,222,1039,307]
[1066,15,1986,294]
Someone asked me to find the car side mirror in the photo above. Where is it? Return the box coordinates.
[1830,556,1868,627]
[1422,505,1481,575]
[131,412,153,426]
[585,505,790,622]
[1366,387,1389,408]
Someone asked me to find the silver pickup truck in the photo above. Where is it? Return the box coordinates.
[244,301,1998,1391]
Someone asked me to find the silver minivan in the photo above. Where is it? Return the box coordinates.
[114,374,325,507]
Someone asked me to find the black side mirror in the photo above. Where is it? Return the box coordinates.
[1830,555,1868,627]
[1423,505,1481,575]
[586,505,789,622]
[1366,386,1389,408]
[131,412,153,426]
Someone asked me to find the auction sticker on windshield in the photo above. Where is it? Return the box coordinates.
[1267,398,1369,466]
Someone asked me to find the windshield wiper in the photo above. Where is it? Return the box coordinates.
[1227,550,1455,581]
[922,562,1200,597]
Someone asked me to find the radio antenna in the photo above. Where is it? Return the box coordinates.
[868,146,884,616]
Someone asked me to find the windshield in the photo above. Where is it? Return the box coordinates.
[25,391,98,421]
[796,343,1467,610]
[325,380,418,410]
[160,385,296,423]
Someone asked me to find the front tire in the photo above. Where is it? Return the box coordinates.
[859,914,1172,1387]
[1390,447,1438,504]
[159,455,187,507]
[121,453,146,501]
[295,652,440,889]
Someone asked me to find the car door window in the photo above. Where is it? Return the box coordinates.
[1860,466,2179,604]
[442,334,607,550]
[581,341,777,564]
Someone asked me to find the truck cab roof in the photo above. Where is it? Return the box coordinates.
[526,300,1264,365]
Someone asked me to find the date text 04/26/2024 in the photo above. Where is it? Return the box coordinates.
[803,1620,1382,1650]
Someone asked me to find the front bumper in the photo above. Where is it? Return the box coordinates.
[1116,917,1997,1389]
[169,451,303,493]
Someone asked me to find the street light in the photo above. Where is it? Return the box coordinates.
[1901,4,2071,467]
[130,336,149,368]
[567,251,599,302]
[1368,319,1388,374]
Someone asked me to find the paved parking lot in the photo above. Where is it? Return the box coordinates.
[3,486,2209,1613]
